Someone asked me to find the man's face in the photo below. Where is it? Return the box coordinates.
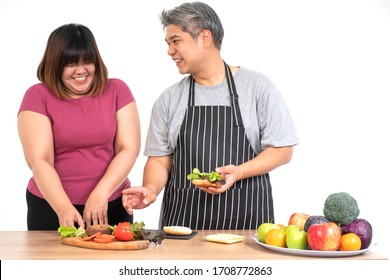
[164,24,204,75]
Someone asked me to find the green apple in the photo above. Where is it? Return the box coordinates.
[257,223,280,243]
[284,225,301,235]
[286,228,308,250]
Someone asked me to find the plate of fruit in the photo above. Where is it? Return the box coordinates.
[252,234,371,257]
[253,192,374,257]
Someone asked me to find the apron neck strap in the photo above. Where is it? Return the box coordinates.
[224,61,243,127]
[188,62,243,127]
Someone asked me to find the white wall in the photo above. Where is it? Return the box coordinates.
[1,0,389,252]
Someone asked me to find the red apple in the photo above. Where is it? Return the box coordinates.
[288,213,310,230]
[307,222,341,251]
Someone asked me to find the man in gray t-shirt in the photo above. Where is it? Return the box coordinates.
[122,2,299,230]
[145,67,299,157]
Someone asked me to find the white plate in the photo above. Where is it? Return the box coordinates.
[252,234,371,257]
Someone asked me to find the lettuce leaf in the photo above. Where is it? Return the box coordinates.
[186,168,222,182]
[57,225,87,239]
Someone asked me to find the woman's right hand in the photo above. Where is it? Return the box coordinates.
[121,187,156,215]
[58,204,85,228]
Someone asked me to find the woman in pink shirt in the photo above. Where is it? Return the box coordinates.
[18,23,140,230]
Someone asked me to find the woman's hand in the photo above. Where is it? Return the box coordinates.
[57,204,85,228]
[121,187,157,215]
[83,192,109,226]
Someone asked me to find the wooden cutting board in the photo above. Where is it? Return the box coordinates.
[61,237,150,250]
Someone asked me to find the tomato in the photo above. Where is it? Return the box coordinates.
[97,234,115,240]
[114,222,134,241]
[93,237,114,243]
[265,228,286,247]
[339,233,362,251]
[82,232,101,241]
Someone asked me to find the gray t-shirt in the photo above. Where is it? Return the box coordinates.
[144,67,299,156]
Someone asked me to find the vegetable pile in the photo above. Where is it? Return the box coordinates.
[257,191,374,252]
[58,221,164,245]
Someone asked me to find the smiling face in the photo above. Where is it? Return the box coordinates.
[165,24,205,75]
[61,59,95,98]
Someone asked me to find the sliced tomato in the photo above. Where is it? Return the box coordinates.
[93,237,114,243]
[83,232,102,241]
[114,222,134,241]
[97,234,115,240]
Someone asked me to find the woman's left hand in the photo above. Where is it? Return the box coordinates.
[83,192,109,226]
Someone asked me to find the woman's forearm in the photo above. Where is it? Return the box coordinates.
[31,160,74,215]
[93,147,140,199]
[93,101,141,198]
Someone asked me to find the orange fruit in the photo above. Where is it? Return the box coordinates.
[339,233,362,251]
[265,228,286,247]
[277,224,286,231]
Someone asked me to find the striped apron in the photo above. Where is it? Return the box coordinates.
[160,62,274,230]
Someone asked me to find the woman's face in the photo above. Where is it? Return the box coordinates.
[61,59,95,97]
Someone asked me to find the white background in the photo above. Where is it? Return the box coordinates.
[1,0,389,277]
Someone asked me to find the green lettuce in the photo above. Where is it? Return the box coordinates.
[186,168,222,182]
[57,225,87,239]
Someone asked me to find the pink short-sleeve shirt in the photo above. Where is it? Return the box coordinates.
[18,78,135,204]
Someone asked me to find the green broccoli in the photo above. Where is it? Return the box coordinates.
[323,192,360,226]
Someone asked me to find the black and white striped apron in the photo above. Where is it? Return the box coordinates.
[160,62,274,230]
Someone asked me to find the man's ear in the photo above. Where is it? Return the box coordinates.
[200,29,213,48]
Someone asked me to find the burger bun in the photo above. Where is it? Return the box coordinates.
[191,179,222,188]
[163,226,192,236]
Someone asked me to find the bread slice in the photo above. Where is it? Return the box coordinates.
[163,226,192,236]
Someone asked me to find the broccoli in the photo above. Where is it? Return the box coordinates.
[323,192,360,226]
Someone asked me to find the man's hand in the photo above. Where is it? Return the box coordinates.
[196,165,241,194]
[121,187,157,215]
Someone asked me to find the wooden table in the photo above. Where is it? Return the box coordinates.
[0,230,387,260]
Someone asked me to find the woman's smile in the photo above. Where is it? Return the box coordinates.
[62,60,95,97]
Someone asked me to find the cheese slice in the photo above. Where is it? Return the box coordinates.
[204,233,245,244]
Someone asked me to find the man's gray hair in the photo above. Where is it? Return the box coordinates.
[160,2,224,50]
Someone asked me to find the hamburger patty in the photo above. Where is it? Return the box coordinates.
[85,224,112,236]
